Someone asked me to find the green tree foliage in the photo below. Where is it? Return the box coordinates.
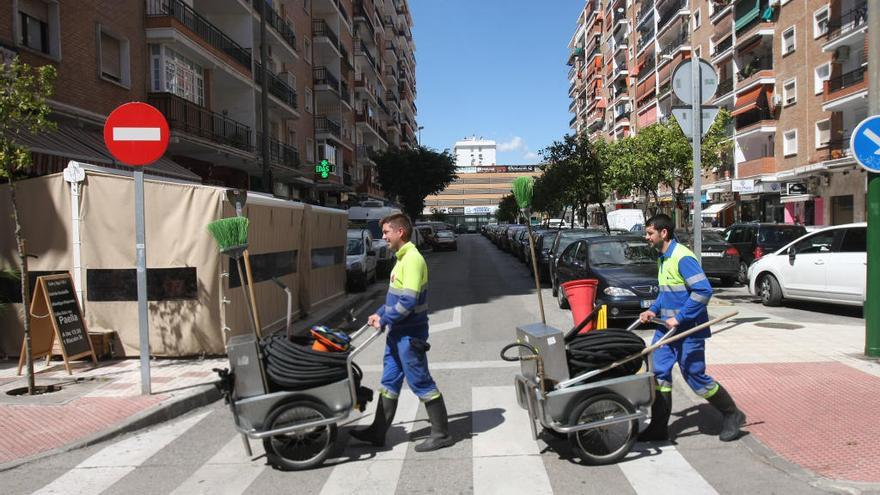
[0,58,57,394]
[372,146,457,220]
[536,134,609,229]
[495,194,520,223]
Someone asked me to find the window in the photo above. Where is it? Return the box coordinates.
[792,231,835,255]
[782,27,796,55]
[814,63,831,94]
[17,0,60,59]
[160,47,205,105]
[814,6,830,38]
[693,8,702,29]
[97,26,130,87]
[838,227,866,253]
[305,88,313,113]
[695,46,702,58]
[815,119,831,147]
[782,78,797,106]
[306,137,315,162]
[783,129,798,156]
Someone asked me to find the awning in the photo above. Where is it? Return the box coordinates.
[11,120,201,182]
[698,202,735,217]
[780,194,813,204]
[731,86,764,117]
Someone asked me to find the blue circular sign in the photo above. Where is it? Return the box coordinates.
[850,115,880,172]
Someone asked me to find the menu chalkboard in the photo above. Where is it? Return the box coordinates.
[18,273,96,376]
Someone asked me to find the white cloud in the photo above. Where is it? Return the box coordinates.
[523,151,540,161]
[497,136,524,152]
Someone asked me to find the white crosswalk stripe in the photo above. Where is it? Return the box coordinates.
[472,386,554,495]
[168,435,266,495]
[319,391,421,495]
[31,410,212,495]
[620,443,719,495]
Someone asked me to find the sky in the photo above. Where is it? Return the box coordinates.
[409,0,585,165]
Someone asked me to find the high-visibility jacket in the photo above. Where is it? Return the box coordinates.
[648,239,713,338]
[377,241,429,332]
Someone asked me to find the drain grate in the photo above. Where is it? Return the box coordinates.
[754,322,805,330]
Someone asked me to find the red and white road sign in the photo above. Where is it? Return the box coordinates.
[103,102,170,166]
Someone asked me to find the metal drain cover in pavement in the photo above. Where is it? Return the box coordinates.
[754,322,804,330]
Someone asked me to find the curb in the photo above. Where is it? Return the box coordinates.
[0,383,221,473]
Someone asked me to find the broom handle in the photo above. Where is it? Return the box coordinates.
[242,250,262,338]
[526,222,546,325]
[235,258,259,338]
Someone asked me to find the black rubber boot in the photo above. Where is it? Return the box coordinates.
[414,396,454,452]
[638,390,671,442]
[705,384,746,442]
[350,395,398,447]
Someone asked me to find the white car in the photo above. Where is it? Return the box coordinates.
[748,222,867,307]
[346,229,377,291]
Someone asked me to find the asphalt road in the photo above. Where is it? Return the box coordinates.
[0,234,861,495]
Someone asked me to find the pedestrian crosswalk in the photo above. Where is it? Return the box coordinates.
[12,384,758,495]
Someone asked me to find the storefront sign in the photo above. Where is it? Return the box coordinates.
[731,179,755,193]
[786,182,808,195]
[464,206,498,215]
[507,165,537,172]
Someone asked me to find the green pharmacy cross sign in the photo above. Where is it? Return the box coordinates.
[315,159,335,179]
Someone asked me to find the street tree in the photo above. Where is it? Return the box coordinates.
[495,194,519,223]
[372,146,457,220]
[539,134,610,231]
[0,58,57,395]
[604,131,665,217]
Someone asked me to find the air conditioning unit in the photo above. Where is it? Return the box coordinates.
[771,94,782,107]
[835,45,850,61]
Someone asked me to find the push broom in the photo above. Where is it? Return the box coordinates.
[207,216,261,338]
[512,176,546,324]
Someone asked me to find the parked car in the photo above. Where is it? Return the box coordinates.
[504,225,527,252]
[675,230,741,286]
[514,228,532,261]
[555,236,659,321]
[346,229,377,291]
[748,223,866,307]
[433,229,458,251]
[524,230,553,282]
[548,228,611,297]
[606,209,646,231]
[416,226,437,248]
[723,223,808,284]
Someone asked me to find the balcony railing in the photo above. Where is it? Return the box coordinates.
[658,0,687,30]
[826,66,867,93]
[736,57,773,81]
[570,116,578,127]
[638,30,655,51]
[255,62,298,109]
[377,96,389,115]
[710,0,733,21]
[355,39,378,70]
[385,90,400,107]
[146,0,251,69]
[315,116,342,138]
[826,1,867,40]
[313,66,340,91]
[257,133,300,170]
[148,92,252,152]
[712,36,733,56]
[252,0,296,51]
[716,78,734,96]
[736,107,775,129]
[352,1,375,37]
[312,19,340,50]
[637,1,654,26]
[341,80,350,104]
[659,31,688,57]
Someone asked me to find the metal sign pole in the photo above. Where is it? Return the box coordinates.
[691,56,703,261]
[134,170,151,394]
[866,0,879,357]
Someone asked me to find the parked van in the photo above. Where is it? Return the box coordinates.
[606,209,646,231]
[347,200,400,275]
[346,229,377,291]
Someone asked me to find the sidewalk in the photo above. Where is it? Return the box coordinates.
[0,286,383,472]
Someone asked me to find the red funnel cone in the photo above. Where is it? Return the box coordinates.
[561,279,599,333]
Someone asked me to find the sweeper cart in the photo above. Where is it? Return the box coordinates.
[500,309,737,465]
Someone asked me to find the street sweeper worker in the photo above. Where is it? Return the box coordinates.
[350,213,454,452]
[638,214,746,442]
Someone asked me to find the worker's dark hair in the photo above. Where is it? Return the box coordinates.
[381,213,413,241]
[646,214,675,241]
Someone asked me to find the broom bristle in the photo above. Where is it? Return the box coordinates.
[512,176,534,210]
[207,217,249,251]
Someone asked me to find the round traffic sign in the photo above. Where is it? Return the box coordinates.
[103,102,169,166]
[671,58,718,105]
[850,115,880,173]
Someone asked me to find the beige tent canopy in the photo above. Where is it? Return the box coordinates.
[0,161,346,357]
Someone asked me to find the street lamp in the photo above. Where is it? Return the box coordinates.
[418,126,424,146]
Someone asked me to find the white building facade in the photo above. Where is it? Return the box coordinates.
[453,136,497,169]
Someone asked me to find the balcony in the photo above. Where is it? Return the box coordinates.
[146,0,251,70]
[256,133,301,172]
[637,1,655,27]
[570,115,578,128]
[377,96,389,115]
[315,116,342,139]
[312,19,340,50]
[711,36,733,59]
[825,1,867,42]
[352,1,375,37]
[659,31,688,60]
[148,92,252,152]
[385,90,400,108]
[255,62,298,110]
[657,0,688,32]
[736,57,773,88]
[638,30,655,52]
[340,80,351,105]
[736,156,776,178]
[735,107,775,132]
[355,39,378,70]
[735,0,769,32]
[710,0,733,23]
[252,0,296,52]
[715,78,734,97]
[357,144,377,165]
[826,66,867,94]
[823,66,868,110]
[313,66,341,92]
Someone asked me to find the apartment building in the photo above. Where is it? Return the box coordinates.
[2,0,417,207]
[453,136,497,169]
[568,0,869,227]
[423,165,541,229]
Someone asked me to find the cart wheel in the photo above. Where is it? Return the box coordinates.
[567,393,637,465]
[263,400,337,471]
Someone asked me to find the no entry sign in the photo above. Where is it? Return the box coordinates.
[103,102,169,166]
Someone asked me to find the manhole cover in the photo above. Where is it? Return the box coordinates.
[754,322,804,330]
[6,384,63,396]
